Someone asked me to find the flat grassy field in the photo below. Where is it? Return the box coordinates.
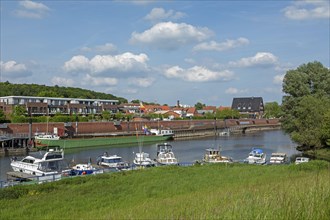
[1,161,329,220]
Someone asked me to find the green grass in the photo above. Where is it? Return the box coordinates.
[1,161,330,219]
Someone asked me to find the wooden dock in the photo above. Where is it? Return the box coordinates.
[7,171,35,181]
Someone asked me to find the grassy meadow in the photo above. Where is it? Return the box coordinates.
[0,161,329,220]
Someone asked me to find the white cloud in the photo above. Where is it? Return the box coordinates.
[83,74,118,86]
[164,66,234,82]
[130,22,213,50]
[19,0,49,11]
[81,43,117,54]
[128,77,155,87]
[15,0,50,19]
[51,77,75,87]
[283,0,329,20]
[225,87,248,94]
[229,52,278,68]
[193,37,250,52]
[63,52,149,75]
[273,74,285,85]
[144,8,186,22]
[63,55,90,73]
[0,60,31,77]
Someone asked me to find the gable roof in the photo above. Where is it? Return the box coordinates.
[231,97,264,113]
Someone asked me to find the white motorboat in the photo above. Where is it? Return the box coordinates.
[96,153,130,171]
[203,148,233,163]
[10,148,67,176]
[269,153,287,164]
[244,148,267,164]
[295,157,310,164]
[156,143,178,165]
[133,152,156,168]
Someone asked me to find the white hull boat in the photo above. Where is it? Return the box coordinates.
[269,153,287,164]
[133,152,156,168]
[96,153,130,171]
[156,143,178,165]
[244,148,267,164]
[10,148,67,176]
[203,148,233,163]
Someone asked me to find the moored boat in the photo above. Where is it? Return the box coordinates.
[66,163,97,176]
[295,157,309,164]
[269,153,287,164]
[244,148,267,164]
[156,143,178,166]
[10,148,68,176]
[96,152,130,171]
[35,134,60,141]
[203,148,232,163]
[35,134,173,149]
[133,152,156,168]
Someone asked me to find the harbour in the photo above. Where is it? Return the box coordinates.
[0,129,300,183]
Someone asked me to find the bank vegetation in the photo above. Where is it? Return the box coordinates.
[0,161,329,219]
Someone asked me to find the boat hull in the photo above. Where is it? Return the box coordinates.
[36,135,173,149]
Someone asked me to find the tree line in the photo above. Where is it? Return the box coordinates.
[0,81,127,103]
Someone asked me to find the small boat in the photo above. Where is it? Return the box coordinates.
[269,153,287,164]
[244,148,267,164]
[156,143,178,165]
[10,148,68,176]
[66,163,97,176]
[96,152,130,171]
[35,134,60,141]
[203,148,233,163]
[133,152,156,168]
[295,157,309,164]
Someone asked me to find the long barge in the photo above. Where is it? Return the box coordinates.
[35,134,173,149]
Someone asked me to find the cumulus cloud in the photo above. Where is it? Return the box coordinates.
[144,8,186,22]
[0,60,32,78]
[128,77,155,87]
[193,37,250,52]
[51,77,75,87]
[83,74,118,86]
[81,43,117,54]
[229,52,278,68]
[225,87,248,94]
[283,0,329,20]
[130,22,213,50]
[273,74,285,85]
[63,52,149,75]
[164,66,234,82]
[15,0,50,19]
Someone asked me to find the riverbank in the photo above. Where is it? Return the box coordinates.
[0,160,329,219]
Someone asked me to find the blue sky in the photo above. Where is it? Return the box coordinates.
[1,0,329,106]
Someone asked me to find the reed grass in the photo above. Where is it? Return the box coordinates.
[0,161,329,219]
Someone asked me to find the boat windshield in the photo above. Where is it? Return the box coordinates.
[38,161,68,172]
[104,158,122,163]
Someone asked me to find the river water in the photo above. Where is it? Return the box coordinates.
[0,130,300,181]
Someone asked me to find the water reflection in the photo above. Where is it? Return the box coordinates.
[0,130,300,181]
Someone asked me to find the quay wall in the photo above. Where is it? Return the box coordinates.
[0,119,280,136]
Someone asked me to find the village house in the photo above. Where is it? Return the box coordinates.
[231,97,264,118]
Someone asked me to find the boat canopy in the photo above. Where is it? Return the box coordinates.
[252,148,263,154]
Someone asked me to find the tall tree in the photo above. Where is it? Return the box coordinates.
[281,61,330,149]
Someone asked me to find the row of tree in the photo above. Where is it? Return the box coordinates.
[0,81,127,103]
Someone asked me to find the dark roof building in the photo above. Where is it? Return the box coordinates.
[231,97,264,118]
